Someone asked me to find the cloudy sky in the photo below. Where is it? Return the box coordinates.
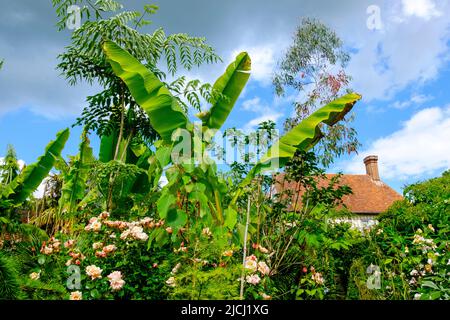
[1,0,450,193]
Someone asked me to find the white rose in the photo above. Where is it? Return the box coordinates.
[257,261,271,276]
[245,274,261,285]
[166,277,176,287]
[29,272,40,280]
[85,265,102,280]
[244,259,258,272]
[69,291,83,300]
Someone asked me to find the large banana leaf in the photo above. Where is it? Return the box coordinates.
[59,130,94,214]
[103,41,189,143]
[2,128,70,204]
[130,147,153,194]
[258,93,361,171]
[120,145,153,196]
[232,93,361,202]
[99,130,118,163]
[198,52,251,130]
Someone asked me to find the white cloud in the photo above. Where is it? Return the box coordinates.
[241,97,283,130]
[0,1,99,118]
[221,1,450,107]
[0,43,98,118]
[392,100,411,109]
[242,97,264,112]
[366,104,386,114]
[392,93,433,109]
[341,106,450,180]
[411,93,433,104]
[2,0,449,119]
[33,177,48,199]
[244,113,283,131]
[402,0,442,20]
[231,45,277,86]
[345,0,450,102]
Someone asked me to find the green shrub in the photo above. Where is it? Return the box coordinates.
[0,251,22,299]
[345,170,449,300]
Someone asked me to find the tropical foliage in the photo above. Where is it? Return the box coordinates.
[0,1,447,301]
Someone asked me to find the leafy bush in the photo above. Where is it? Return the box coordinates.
[346,171,449,300]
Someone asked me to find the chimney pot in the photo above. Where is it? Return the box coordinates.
[363,155,380,181]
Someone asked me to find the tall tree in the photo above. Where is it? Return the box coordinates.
[53,0,221,159]
[273,18,359,167]
[0,145,20,185]
[52,1,225,212]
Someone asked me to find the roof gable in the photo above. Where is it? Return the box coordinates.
[275,173,403,214]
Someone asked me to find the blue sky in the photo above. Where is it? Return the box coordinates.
[1,0,450,195]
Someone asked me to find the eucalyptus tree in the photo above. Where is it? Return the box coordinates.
[273,18,359,167]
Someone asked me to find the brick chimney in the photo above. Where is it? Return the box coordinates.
[363,155,380,181]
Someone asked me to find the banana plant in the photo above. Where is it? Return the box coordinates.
[98,129,155,200]
[103,41,251,228]
[102,41,362,237]
[58,130,94,216]
[99,130,118,163]
[103,40,250,140]
[103,41,189,143]
[196,52,251,130]
[1,128,70,205]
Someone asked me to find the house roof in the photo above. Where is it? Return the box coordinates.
[274,173,403,214]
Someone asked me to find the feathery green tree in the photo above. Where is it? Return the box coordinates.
[53,0,221,159]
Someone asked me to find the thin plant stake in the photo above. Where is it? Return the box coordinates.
[240,196,251,299]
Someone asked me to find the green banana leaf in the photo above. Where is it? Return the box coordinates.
[54,155,69,175]
[198,52,251,130]
[78,187,99,210]
[99,130,118,163]
[2,128,70,204]
[232,93,361,202]
[258,93,362,171]
[59,130,95,214]
[121,145,153,196]
[130,148,153,194]
[103,41,189,143]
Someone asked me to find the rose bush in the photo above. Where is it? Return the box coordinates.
[37,211,177,300]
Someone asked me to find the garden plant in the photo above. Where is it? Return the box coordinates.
[0,0,448,301]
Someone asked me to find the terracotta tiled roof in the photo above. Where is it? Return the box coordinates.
[274,173,403,214]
